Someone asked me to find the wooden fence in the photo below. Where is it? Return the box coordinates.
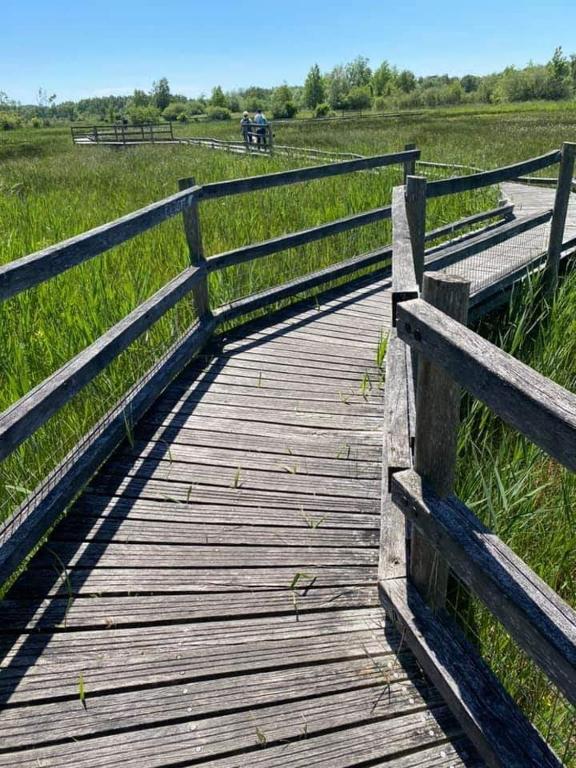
[0,146,420,585]
[71,123,175,145]
[382,141,576,767]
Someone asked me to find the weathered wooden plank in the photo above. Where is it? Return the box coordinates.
[92,456,381,499]
[405,175,427,287]
[397,298,576,472]
[0,185,201,301]
[0,683,445,762]
[1,585,379,631]
[48,516,378,547]
[32,540,377,569]
[391,186,418,320]
[9,564,378,599]
[179,176,211,317]
[135,423,382,461]
[411,272,469,610]
[208,209,392,272]
[199,148,420,199]
[379,330,410,581]
[545,142,576,291]
[0,317,216,588]
[0,608,387,662]
[380,579,562,767]
[426,150,560,199]
[392,469,576,706]
[0,265,203,462]
[118,440,381,477]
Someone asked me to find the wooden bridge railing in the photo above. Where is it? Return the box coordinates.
[0,146,420,585]
[71,123,175,145]
[382,143,576,767]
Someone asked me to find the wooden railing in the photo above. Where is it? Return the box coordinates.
[71,123,175,145]
[0,146,419,585]
[382,142,576,767]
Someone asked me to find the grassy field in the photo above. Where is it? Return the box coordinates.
[1,105,575,759]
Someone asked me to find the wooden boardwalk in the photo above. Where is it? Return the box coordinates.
[1,161,575,766]
[0,274,484,767]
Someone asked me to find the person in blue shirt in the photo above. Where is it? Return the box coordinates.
[253,109,268,149]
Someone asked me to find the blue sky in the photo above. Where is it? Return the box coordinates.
[2,0,576,103]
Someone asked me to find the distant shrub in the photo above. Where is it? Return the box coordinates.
[30,116,42,128]
[271,101,297,119]
[346,86,372,110]
[314,103,330,118]
[0,111,22,130]
[372,96,389,112]
[127,105,161,125]
[206,106,231,121]
[177,112,188,123]
[187,100,205,116]
[162,102,188,121]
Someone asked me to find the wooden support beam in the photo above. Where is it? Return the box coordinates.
[403,143,416,182]
[411,272,470,611]
[179,176,211,319]
[545,141,576,293]
[405,176,427,288]
[391,186,418,325]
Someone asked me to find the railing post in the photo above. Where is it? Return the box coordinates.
[268,124,273,155]
[403,143,416,182]
[544,142,576,293]
[405,175,427,289]
[411,271,470,611]
[178,176,211,320]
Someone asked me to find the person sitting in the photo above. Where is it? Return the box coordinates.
[253,109,268,149]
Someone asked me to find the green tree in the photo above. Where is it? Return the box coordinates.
[152,78,171,110]
[211,85,227,107]
[326,66,349,109]
[271,84,297,118]
[396,70,417,93]
[132,89,150,107]
[346,86,372,110]
[345,56,372,88]
[303,64,325,108]
[372,61,393,96]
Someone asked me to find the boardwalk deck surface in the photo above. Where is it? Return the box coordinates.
[1,182,574,766]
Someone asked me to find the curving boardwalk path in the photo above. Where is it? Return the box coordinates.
[0,181,574,766]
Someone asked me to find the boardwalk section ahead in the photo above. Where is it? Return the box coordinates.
[0,274,481,767]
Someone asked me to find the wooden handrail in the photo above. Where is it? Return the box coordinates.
[0,266,203,462]
[392,469,576,707]
[426,150,561,198]
[396,298,576,472]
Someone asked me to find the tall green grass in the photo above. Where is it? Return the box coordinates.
[0,127,494,517]
[457,268,576,764]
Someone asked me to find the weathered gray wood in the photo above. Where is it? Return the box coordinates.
[406,175,427,287]
[0,185,201,302]
[403,142,417,181]
[545,142,576,291]
[179,176,211,317]
[397,298,576,472]
[411,273,469,611]
[391,186,418,323]
[379,330,410,581]
[0,317,216,587]
[426,209,552,272]
[424,203,515,244]
[426,150,561,199]
[392,469,576,706]
[199,148,420,200]
[0,265,202,463]
[380,578,562,767]
[215,246,391,323]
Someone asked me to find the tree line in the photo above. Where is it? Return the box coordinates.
[2,48,576,129]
